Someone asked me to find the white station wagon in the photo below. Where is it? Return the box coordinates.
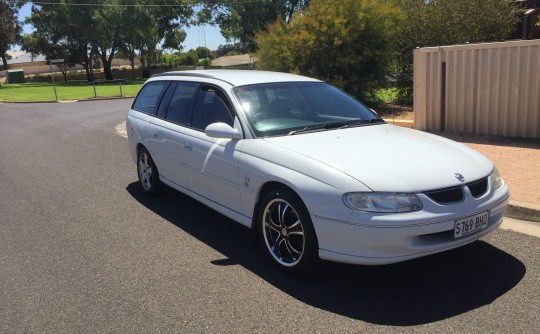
[127,70,510,272]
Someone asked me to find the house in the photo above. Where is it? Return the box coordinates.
[4,50,47,70]
[211,54,256,69]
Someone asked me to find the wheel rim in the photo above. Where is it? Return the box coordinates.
[138,152,153,191]
[262,199,305,267]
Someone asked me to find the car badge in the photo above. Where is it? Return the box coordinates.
[455,173,465,182]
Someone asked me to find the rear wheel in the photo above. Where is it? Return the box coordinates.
[137,147,161,195]
[258,188,319,273]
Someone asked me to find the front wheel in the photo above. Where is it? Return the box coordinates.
[258,188,319,273]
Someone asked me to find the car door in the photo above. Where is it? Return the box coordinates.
[129,80,171,165]
[182,85,244,213]
[147,81,199,189]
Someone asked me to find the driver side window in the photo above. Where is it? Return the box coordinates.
[190,86,234,131]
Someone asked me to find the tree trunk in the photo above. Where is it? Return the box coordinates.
[58,65,68,82]
[144,57,152,78]
[140,53,150,78]
[83,62,94,82]
[101,54,114,80]
[130,56,136,79]
[1,54,8,71]
[129,47,136,79]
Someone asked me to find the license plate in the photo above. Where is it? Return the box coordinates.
[454,211,489,239]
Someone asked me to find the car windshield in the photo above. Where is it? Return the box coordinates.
[233,82,383,137]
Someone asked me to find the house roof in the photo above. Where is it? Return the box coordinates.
[211,54,256,67]
[6,51,47,64]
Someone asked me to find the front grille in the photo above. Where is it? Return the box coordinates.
[425,186,464,204]
[467,177,488,198]
[424,177,489,204]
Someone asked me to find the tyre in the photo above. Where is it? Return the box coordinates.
[258,188,319,273]
[137,147,161,195]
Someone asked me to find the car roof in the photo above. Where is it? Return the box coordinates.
[150,70,322,87]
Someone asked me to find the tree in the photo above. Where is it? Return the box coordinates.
[27,1,99,81]
[391,0,520,102]
[256,0,399,99]
[255,18,293,73]
[179,49,199,66]
[215,43,241,57]
[27,0,192,80]
[90,1,124,80]
[195,47,215,60]
[117,2,153,79]
[22,33,71,81]
[120,0,192,78]
[0,0,27,70]
[20,34,39,61]
[163,29,188,52]
[199,1,310,52]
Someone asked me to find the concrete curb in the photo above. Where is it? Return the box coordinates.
[506,201,540,223]
[76,96,134,102]
[0,96,133,104]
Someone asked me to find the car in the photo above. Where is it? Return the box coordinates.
[127,70,510,272]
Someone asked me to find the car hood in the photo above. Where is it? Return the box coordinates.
[262,124,493,192]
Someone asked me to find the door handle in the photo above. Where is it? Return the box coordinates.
[184,144,192,151]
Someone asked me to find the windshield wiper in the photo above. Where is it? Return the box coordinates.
[288,121,351,135]
[347,118,386,127]
[287,119,385,135]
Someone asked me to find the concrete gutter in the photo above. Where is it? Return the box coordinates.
[506,201,540,223]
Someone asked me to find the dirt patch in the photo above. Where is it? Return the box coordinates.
[373,103,414,120]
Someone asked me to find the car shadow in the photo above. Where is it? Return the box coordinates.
[126,182,525,326]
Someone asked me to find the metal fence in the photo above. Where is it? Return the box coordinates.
[414,39,540,139]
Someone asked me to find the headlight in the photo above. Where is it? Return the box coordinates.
[344,192,423,213]
[490,167,503,189]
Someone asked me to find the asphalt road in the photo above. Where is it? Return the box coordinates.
[1,100,539,333]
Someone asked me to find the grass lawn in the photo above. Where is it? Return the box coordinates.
[0,79,145,102]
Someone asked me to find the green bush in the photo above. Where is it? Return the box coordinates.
[256,0,399,101]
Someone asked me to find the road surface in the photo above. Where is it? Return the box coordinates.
[1,100,538,333]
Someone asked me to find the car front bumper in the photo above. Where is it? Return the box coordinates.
[312,184,510,265]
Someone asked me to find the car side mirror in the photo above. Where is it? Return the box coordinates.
[205,122,242,140]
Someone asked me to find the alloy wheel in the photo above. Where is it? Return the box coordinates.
[262,199,306,267]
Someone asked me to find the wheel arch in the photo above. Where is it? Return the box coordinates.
[135,143,146,156]
[250,181,304,236]
[136,144,162,178]
[253,180,320,272]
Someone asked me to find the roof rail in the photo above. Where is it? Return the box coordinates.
[150,71,235,86]
[151,72,216,79]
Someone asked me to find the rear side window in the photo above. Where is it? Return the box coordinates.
[164,82,199,125]
[132,81,170,115]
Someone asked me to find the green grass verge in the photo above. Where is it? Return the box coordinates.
[0,79,145,102]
